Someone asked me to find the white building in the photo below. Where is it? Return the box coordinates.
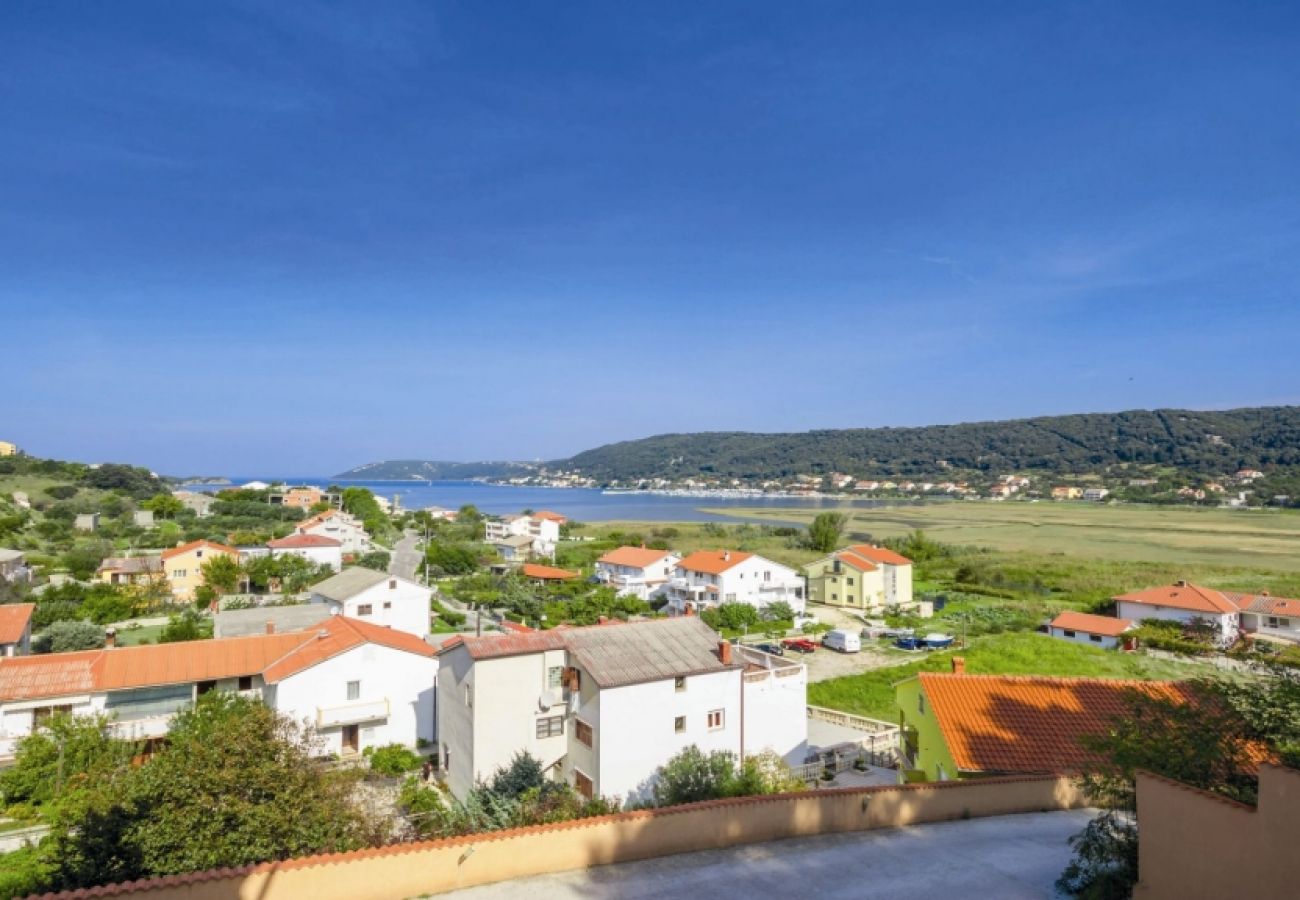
[309,567,431,638]
[0,616,436,761]
[268,534,344,572]
[594,546,681,602]
[296,509,372,555]
[1235,593,1300,645]
[484,514,559,559]
[665,550,805,615]
[1114,581,1240,646]
[436,617,806,803]
[1083,488,1111,502]
[1048,611,1135,649]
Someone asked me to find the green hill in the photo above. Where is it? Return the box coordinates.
[333,460,536,480]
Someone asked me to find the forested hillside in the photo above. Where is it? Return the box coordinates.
[333,460,535,480]
[555,406,1300,482]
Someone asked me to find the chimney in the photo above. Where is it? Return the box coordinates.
[722,551,730,561]
[951,656,966,675]
[1262,590,1271,597]
[105,628,116,648]
[265,620,276,635]
[718,640,733,665]
[1175,579,1188,587]
[597,615,609,625]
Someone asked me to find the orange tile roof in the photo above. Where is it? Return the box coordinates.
[160,539,240,562]
[1115,582,1239,615]
[916,673,1191,774]
[520,563,579,581]
[0,617,434,701]
[0,603,35,644]
[532,510,567,523]
[842,544,912,567]
[267,534,342,549]
[1050,611,1135,637]
[677,549,753,575]
[598,546,672,569]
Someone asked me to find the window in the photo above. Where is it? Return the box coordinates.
[1089,635,1103,643]
[575,719,593,747]
[847,577,855,586]
[574,770,593,800]
[346,681,360,701]
[536,715,564,739]
[724,593,736,603]
[238,676,253,691]
[707,709,724,730]
[547,666,564,690]
[389,579,397,590]
[674,716,686,733]
[197,680,217,696]
[674,676,686,692]
[1063,630,1076,638]
[763,571,771,582]
[831,593,838,602]
[357,604,373,616]
[195,549,203,559]
[465,684,473,707]
[383,601,392,610]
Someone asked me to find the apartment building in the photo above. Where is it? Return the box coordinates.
[803,544,914,611]
[594,546,681,602]
[665,550,805,615]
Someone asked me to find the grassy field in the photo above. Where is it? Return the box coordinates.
[113,624,166,646]
[702,502,1300,572]
[806,631,1206,720]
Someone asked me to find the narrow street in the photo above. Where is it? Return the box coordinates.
[389,530,423,581]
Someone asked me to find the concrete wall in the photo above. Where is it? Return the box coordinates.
[1134,765,1300,900]
[33,776,1086,900]
[741,663,807,761]
[339,577,430,638]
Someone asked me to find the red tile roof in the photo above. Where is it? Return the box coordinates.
[841,544,912,567]
[160,539,239,562]
[0,617,434,701]
[1049,611,1135,637]
[597,546,672,569]
[451,630,568,660]
[531,510,567,523]
[916,673,1191,774]
[677,549,752,575]
[1114,583,1239,615]
[0,603,35,644]
[267,534,343,549]
[520,563,579,581]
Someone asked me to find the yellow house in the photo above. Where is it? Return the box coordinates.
[802,544,913,611]
[160,540,239,602]
[96,555,165,588]
[0,441,18,457]
[1051,486,1084,500]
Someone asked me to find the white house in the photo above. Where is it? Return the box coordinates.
[0,616,436,761]
[665,550,805,615]
[308,567,431,638]
[594,546,681,602]
[1048,611,1135,649]
[0,604,34,657]
[268,534,344,572]
[1083,488,1111,502]
[436,617,807,803]
[1114,581,1240,646]
[484,514,559,559]
[1226,591,1300,646]
[295,509,372,555]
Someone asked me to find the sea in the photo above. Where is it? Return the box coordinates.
[180,478,914,524]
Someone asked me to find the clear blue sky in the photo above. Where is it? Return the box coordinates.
[4,1,1299,475]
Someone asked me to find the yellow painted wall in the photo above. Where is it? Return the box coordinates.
[895,677,961,782]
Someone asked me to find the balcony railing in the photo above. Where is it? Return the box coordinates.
[317,698,389,728]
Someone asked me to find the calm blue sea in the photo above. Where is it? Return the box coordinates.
[182,478,912,523]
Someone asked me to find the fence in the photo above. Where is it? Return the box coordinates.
[29,775,1088,900]
[806,705,896,733]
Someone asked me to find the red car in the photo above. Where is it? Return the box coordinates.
[781,637,818,653]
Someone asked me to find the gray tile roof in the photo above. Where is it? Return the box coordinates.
[495,534,533,547]
[565,617,734,688]
[308,567,391,603]
[214,604,334,638]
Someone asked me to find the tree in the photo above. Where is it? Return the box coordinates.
[807,512,847,553]
[200,554,240,596]
[0,713,136,809]
[761,600,795,623]
[426,542,480,576]
[41,693,377,889]
[33,620,105,654]
[157,609,212,644]
[653,746,738,806]
[141,493,184,519]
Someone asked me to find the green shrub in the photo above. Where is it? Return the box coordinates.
[364,744,423,776]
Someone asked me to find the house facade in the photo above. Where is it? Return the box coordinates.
[665,550,805,615]
[0,616,437,761]
[0,604,34,657]
[0,549,29,583]
[484,514,559,559]
[160,540,241,602]
[1235,593,1300,645]
[172,490,217,518]
[308,567,431,638]
[436,618,807,803]
[270,487,340,509]
[96,555,164,588]
[1048,611,1135,649]
[1114,581,1241,646]
[268,534,343,572]
[803,544,914,612]
[295,509,372,555]
[594,546,681,602]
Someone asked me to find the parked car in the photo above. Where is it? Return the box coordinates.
[754,642,785,657]
[822,628,861,653]
[781,637,818,653]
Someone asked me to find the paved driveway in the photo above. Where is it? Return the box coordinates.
[432,810,1093,899]
[390,531,423,581]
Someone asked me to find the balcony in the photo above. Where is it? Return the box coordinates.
[316,698,390,728]
[108,715,174,741]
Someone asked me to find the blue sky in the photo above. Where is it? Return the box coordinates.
[4,1,1299,475]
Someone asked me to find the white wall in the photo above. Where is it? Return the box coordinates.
[1049,626,1121,650]
[270,643,436,756]
[322,576,430,637]
[742,666,808,761]
[886,564,914,607]
[590,669,742,804]
[1117,602,1237,645]
[272,546,343,572]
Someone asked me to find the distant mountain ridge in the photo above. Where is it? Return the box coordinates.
[551,406,1300,482]
[333,460,535,480]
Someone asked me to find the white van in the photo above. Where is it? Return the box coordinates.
[822,627,861,654]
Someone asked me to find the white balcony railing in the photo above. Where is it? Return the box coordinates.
[317,698,389,728]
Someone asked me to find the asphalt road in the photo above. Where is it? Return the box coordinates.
[390,530,423,581]
[430,810,1094,900]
